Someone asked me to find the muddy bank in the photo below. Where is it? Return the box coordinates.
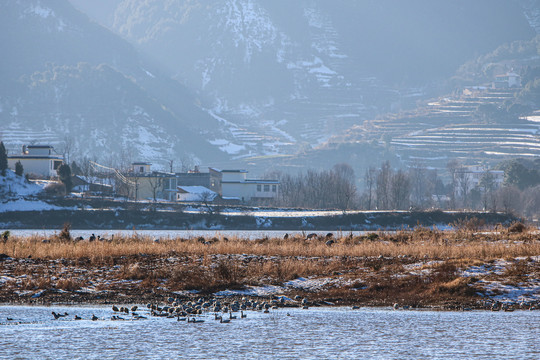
[0,209,517,230]
[1,252,538,310]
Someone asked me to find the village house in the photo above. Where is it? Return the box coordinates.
[176,185,217,202]
[7,145,63,178]
[124,162,177,201]
[175,166,222,194]
[492,71,521,88]
[220,169,279,202]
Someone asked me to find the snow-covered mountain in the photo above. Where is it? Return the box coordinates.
[69,0,536,160]
[0,0,226,170]
[2,0,537,174]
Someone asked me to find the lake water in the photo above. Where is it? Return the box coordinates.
[8,229,369,240]
[0,306,538,359]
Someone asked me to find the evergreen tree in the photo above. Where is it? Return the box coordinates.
[0,141,7,176]
[15,161,23,176]
[57,164,73,193]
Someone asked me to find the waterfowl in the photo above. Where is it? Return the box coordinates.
[74,315,82,320]
[52,311,68,319]
[188,317,204,323]
[241,311,247,318]
[220,317,230,323]
[91,314,98,321]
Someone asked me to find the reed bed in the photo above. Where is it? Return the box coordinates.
[1,229,538,262]
[1,226,538,307]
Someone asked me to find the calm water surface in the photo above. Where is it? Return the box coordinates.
[0,306,538,359]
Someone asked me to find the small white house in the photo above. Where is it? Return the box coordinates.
[220,170,279,202]
[7,145,63,178]
[176,186,217,202]
[493,72,521,88]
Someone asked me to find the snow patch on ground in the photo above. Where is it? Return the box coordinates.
[0,199,75,213]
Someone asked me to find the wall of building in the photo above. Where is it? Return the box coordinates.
[7,157,60,178]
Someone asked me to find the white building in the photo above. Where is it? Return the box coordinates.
[176,186,217,202]
[493,71,521,88]
[220,170,279,202]
[7,145,63,178]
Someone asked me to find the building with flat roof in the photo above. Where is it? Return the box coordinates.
[220,169,279,202]
[7,145,63,178]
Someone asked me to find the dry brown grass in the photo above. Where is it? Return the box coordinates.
[1,229,538,306]
[1,230,539,262]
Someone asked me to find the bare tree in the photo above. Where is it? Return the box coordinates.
[446,159,461,210]
[479,170,495,211]
[60,135,74,164]
[409,161,427,208]
[496,186,521,215]
[363,166,377,210]
[390,169,411,210]
[180,153,197,172]
[332,163,357,211]
[376,161,392,210]
[147,176,163,202]
[455,165,472,209]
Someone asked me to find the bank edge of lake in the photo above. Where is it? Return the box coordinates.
[0,209,518,230]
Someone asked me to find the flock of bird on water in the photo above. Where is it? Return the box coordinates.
[41,295,539,324]
[3,294,538,324]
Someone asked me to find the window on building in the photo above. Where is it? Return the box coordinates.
[257,185,262,192]
[272,185,277,192]
[264,185,270,192]
[139,166,144,173]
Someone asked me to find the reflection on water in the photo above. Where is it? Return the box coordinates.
[0,306,538,359]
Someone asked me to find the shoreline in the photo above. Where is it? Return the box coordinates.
[1,229,538,311]
[0,208,518,230]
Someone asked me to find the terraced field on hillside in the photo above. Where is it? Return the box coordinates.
[369,88,540,169]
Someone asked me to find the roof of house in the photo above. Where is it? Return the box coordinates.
[177,186,216,195]
[27,145,54,149]
[221,179,279,184]
[221,169,248,173]
[126,171,175,178]
[7,155,63,160]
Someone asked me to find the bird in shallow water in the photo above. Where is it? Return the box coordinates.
[74,315,82,320]
[91,314,98,321]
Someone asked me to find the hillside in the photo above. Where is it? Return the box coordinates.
[0,0,226,169]
[1,0,539,175]
[313,35,540,173]
[69,0,536,163]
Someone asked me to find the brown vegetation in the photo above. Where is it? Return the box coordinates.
[0,226,538,308]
